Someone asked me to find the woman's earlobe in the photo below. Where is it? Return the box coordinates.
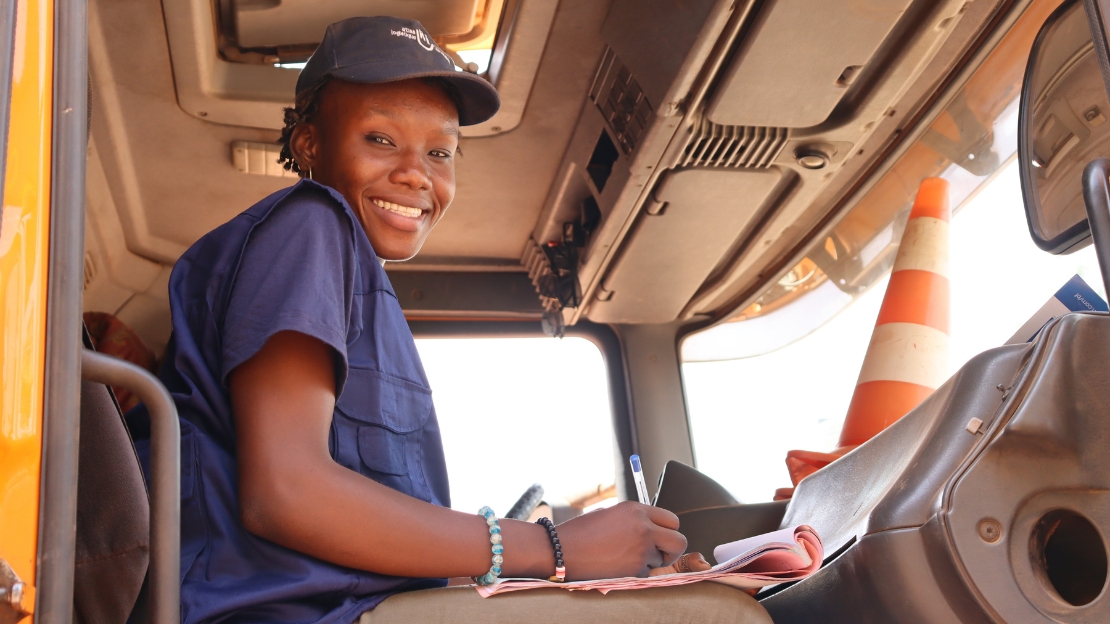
[290,124,317,175]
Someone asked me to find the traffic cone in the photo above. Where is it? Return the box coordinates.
[780,177,951,495]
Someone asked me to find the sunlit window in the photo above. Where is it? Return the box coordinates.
[415,337,616,514]
[457,49,492,74]
[682,161,1104,504]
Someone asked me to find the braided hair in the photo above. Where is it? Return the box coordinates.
[278,77,331,176]
[277,77,466,175]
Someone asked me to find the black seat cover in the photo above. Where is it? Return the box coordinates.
[74,329,150,623]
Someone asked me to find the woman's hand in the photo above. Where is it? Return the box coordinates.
[649,552,711,576]
[555,501,688,580]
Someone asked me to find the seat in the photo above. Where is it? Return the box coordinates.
[73,326,150,623]
[658,311,1110,622]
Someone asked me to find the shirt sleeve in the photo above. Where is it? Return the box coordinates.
[220,191,357,392]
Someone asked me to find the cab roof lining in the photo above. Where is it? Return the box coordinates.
[83,0,1023,345]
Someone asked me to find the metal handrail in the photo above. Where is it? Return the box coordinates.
[36,0,89,619]
[81,350,180,624]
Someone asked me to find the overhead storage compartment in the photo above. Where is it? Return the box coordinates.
[706,0,914,128]
[163,0,553,135]
[588,168,783,324]
[528,0,743,323]
[234,0,482,49]
[600,0,732,115]
[528,0,979,326]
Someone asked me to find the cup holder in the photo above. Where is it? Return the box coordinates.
[1031,509,1108,606]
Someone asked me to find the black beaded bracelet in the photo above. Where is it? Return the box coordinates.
[535,517,566,582]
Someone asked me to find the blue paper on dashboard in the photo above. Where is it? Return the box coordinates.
[1007,274,1109,344]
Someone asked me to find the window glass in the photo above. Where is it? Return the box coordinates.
[415,336,617,514]
[684,161,1105,504]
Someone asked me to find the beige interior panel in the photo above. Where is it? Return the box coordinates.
[162,0,297,129]
[235,0,481,48]
[588,167,782,324]
[84,139,176,356]
[83,142,164,310]
[112,267,175,357]
[87,0,609,271]
[416,0,612,261]
[461,0,559,137]
[707,0,914,128]
[600,0,733,115]
[90,0,290,264]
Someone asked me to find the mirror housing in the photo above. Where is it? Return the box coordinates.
[1018,0,1110,254]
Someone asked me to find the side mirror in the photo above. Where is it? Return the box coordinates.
[1019,0,1110,254]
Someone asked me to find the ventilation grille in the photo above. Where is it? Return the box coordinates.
[521,238,560,312]
[590,47,652,156]
[232,140,299,178]
[83,251,97,290]
[679,118,788,169]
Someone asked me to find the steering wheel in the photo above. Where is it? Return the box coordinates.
[505,483,545,520]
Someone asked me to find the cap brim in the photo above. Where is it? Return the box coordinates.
[329,63,501,126]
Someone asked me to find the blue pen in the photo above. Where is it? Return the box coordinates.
[630,454,651,505]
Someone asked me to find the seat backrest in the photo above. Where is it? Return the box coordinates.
[74,328,150,624]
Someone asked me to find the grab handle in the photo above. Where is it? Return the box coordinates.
[81,350,180,624]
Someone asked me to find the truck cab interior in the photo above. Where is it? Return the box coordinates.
[10,0,1110,621]
[83,0,1042,503]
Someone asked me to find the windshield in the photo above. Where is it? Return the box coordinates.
[684,162,1105,503]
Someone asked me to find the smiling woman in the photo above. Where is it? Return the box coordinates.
[284,79,460,260]
[120,13,771,624]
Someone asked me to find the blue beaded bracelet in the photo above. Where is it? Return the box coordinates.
[474,506,504,586]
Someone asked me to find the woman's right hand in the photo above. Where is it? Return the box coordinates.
[555,501,687,580]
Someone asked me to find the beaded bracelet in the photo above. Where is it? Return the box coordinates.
[474,506,504,586]
[535,517,566,582]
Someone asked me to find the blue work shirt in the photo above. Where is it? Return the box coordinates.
[130,180,451,623]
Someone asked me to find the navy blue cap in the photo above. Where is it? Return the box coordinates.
[296,16,500,126]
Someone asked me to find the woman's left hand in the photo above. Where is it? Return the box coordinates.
[648,552,711,576]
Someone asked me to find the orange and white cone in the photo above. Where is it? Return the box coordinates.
[778,177,951,499]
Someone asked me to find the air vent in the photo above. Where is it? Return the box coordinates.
[231,141,299,178]
[590,47,652,155]
[678,118,788,169]
[83,251,97,290]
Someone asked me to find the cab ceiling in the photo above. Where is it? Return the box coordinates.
[84,0,1020,348]
[87,0,602,264]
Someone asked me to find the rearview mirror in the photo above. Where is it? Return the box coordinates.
[1018,0,1110,254]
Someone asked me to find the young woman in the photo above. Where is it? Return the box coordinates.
[145,16,770,624]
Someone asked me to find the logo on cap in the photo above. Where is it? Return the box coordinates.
[389,24,454,66]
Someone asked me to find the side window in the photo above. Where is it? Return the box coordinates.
[682,163,1106,504]
[415,336,618,514]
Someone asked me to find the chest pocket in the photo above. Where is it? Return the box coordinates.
[332,367,435,502]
